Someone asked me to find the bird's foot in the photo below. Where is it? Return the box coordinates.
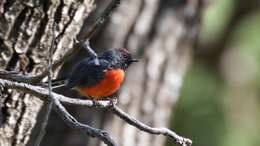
[108,97,118,108]
[91,98,99,107]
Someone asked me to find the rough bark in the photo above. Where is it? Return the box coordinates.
[94,1,203,146]
[0,0,94,146]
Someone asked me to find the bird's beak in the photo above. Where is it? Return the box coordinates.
[131,59,139,63]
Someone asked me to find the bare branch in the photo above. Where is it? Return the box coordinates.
[34,98,53,146]
[0,69,38,84]
[0,79,112,108]
[79,39,100,65]
[0,78,192,146]
[111,106,192,146]
[52,94,117,146]
[0,78,117,146]
[26,44,81,84]
[34,21,57,146]
[83,0,121,40]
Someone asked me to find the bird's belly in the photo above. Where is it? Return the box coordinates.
[78,69,125,99]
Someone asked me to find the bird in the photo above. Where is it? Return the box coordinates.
[52,48,138,100]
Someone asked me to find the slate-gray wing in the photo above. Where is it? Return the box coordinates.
[66,58,110,88]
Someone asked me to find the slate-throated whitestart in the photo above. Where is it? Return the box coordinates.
[53,48,138,100]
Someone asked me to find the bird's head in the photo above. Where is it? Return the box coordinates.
[100,48,138,70]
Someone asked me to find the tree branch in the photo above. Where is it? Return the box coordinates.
[34,21,56,146]
[0,78,117,146]
[0,78,192,146]
[52,93,117,146]
[0,79,112,108]
[34,97,53,146]
[112,106,192,146]
[83,0,120,40]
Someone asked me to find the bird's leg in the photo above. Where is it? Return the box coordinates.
[91,97,99,107]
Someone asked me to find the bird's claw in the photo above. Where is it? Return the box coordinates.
[108,97,118,108]
[91,98,99,107]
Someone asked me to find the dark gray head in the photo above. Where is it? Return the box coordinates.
[99,48,138,70]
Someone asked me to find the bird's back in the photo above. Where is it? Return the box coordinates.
[66,57,110,88]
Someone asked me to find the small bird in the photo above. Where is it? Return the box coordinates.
[53,48,138,100]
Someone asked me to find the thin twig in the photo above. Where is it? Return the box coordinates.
[0,69,38,83]
[33,99,53,146]
[112,106,192,146]
[34,22,56,146]
[83,0,121,39]
[27,45,80,84]
[82,39,98,58]
[81,39,100,65]
[0,47,72,84]
[52,94,117,146]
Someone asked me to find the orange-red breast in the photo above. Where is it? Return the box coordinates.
[60,48,138,100]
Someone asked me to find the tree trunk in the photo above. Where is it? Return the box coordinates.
[0,0,94,146]
[94,1,203,146]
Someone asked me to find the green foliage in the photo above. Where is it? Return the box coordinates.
[200,0,235,42]
[229,11,260,89]
[167,64,226,146]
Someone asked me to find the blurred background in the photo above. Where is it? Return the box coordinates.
[170,0,260,146]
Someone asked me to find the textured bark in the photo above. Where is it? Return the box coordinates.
[94,1,203,146]
[0,0,94,146]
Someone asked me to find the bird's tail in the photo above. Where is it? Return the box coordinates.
[43,77,68,89]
